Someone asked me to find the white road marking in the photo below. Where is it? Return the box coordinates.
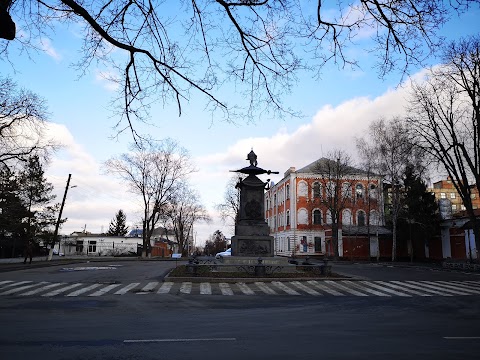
[20,283,66,296]
[200,283,212,295]
[412,281,472,295]
[464,280,480,285]
[361,281,411,297]
[114,282,140,295]
[236,282,255,295]
[219,283,234,296]
[0,281,32,290]
[392,281,452,296]
[67,283,103,297]
[0,282,49,296]
[343,281,391,297]
[42,283,84,297]
[124,338,236,343]
[254,282,277,295]
[179,282,192,294]
[157,282,174,294]
[446,281,480,291]
[140,282,159,292]
[376,281,431,296]
[307,280,344,296]
[88,284,122,296]
[443,337,480,340]
[290,281,321,296]
[433,281,480,295]
[271,281,301,295]
[325,280,368,296]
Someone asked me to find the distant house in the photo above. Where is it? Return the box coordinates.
[60,232,142,256]
[429,177,480,218]
[60,226,180,257]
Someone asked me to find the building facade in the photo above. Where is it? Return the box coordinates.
[429,177,480,218]
[265,158,386,258]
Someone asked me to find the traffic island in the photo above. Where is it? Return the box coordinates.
[164,257,347,283]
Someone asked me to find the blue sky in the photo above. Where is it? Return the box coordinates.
[1,3,479,245]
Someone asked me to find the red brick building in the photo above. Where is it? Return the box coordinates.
[429,177,480,217]
[265,158,388,259]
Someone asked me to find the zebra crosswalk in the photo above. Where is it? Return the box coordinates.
[0,279,480,298]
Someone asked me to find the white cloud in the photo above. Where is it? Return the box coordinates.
[39,38,62,61]
[95,69,121,92]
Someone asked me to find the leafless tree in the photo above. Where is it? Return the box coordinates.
[105,138,195,257]
[2,1,476,137]
[312,149,355,259]
[215,174,244,229]
[407,35,480,257]
[359,118,424,261]
[0,77,58,169]
[161,181,211,256]
[356,137,379,259]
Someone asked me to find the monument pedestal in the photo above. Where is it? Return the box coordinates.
[231,235,274,257]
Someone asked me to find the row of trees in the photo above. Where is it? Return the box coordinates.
[320,36,480,261]
[1,74,211,258]
[358,36,480,260]
[1,77,61,257]
[0,156,61,257]
[106,138,211,257]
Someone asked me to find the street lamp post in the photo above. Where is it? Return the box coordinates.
[47,174,75,261]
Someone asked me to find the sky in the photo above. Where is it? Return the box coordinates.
[1,2,479,247]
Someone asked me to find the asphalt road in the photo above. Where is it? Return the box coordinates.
[0,261,479,360]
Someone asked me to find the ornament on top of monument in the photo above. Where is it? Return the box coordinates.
[231,149,279,177]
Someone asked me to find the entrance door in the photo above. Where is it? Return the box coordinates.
[314,237,322,253]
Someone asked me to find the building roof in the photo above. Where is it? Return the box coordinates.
[295,158,377,177]
[127,226,175,238]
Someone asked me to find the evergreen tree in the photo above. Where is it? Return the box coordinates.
[0,167,30,257]
[107,210,129,236]
[18,156,57,245]
[399,166,439,261]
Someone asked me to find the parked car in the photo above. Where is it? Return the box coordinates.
[215,248,231,259]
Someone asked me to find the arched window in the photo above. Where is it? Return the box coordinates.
[313,209,322,225]
[298,181,308,197]
[369,184,377,199]
[286,184,290,199]
[286,210,290,226]
[342,182,351,198]
[357,210,366,226]
[356,183,364,199]
[313,182,321,198]
[326,210,332,224]
[370,210,380,225]
[298,208,308,224]
[326,181,335,198]
[342,209,352,225]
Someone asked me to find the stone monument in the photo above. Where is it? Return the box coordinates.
[230,150,278,257]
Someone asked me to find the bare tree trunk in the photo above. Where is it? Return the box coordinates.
[391,219,397,262]
[332,222,339,260]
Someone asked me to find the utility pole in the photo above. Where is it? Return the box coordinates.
[47,174,72,261]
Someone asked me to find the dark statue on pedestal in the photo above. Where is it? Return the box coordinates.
[230,150,278,257]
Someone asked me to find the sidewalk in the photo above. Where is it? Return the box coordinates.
[0,255,184,273]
